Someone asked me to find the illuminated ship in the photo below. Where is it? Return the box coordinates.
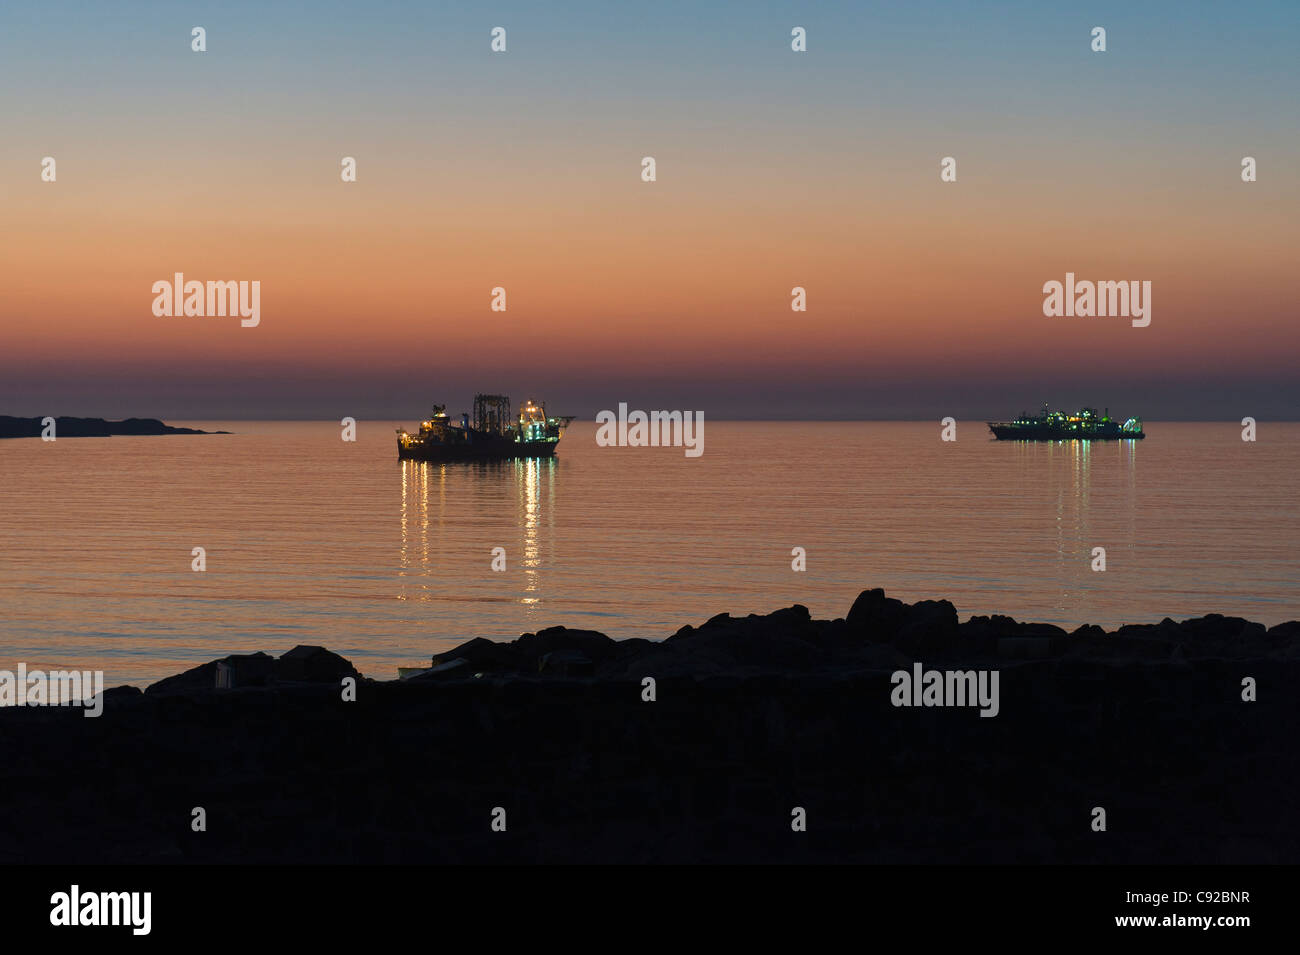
[987,406,1144,440]
[396,394,574,461]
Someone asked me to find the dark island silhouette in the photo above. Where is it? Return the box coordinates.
[0,415,226,438]
[3,589,1296,864]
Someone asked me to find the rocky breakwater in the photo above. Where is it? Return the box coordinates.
[0,591,1296,864]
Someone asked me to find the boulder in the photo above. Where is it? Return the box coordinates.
[432,637,525,672]
[844,590,960,652]
[845,589,906,641]
[895,599,960,654]
[963,615,1066,655]
[1111,615,1273,658]
[513,627,617,668]
[1165,615,1270,658]
[1069,624,1107,640]
[1267,621,1300,640]
[145,651,275,695]
[664,605,822,669]
[1267,621,1300,659]
[277,645,361,683]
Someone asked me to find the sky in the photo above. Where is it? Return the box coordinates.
[1,1,1297,420]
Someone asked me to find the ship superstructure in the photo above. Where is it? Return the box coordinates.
[397,394,573,461]
[987,406,1144,440]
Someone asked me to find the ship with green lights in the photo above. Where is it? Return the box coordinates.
[397,394,574,461]
[988,406,1144,441]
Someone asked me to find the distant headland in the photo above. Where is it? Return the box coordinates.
[0,416,226,439]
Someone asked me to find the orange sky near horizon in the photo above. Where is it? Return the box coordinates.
[6,156,1296,384]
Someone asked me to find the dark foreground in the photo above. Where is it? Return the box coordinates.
[2,589,1296,864]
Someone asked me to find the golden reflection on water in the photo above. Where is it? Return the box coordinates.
[519,458,541,606]
[1030,438,1139,617]
[398,459,407,592]
[398,457,555,609]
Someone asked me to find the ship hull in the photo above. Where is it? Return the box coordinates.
[988,424,1144,441]
[397,437,559,461]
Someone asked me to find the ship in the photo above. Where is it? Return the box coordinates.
[987,406,1144,440]
[396,394,574,461]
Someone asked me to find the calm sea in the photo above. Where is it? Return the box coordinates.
[1,421,1296,686]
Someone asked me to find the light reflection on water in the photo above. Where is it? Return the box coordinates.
[398,457,554,613]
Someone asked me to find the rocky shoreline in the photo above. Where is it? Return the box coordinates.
[2,589,1296,863]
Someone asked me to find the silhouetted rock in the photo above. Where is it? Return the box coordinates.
[1268,621,1300,658]
[276,645,360,683]
[431,636,523,672]
[1107,615,1271,659]
[515,627,617,668]
[895,599,960,654]
[845,588,905,641]
[1165,614,1269,657]
[960,614,1067,656]
[145,651,275,695]
[601,639,735,679]
[666,605,823,669]
[845,590,960,653]
[0,415,224,438]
